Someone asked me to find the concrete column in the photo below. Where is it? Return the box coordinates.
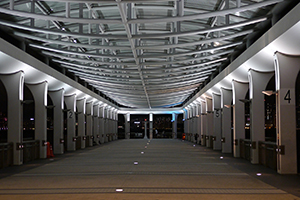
[274,52,299,174]
[144,121,148,139]
[212,93,222,150]
[249,69,274,164]
[99,106,105,143]
[27,81,48,159]
[192,104,198,143]
[124,113,130,139]
[149,113,153,139]
[232,80,249,157]
[93,104,100,145]
[183,109,188,134]
[221,88,232,153]
[0,71,24,165]
[188,107,192,141]
[64,94,76,151]
[105,107,110,142]
[206,97,213,148]
[196,101,202,144]
[115,111,119,140]
[86,101,93,147]
[48,89,64,154]
[200,100,206,146]
[76,98,86,149]
[172,113,178,139]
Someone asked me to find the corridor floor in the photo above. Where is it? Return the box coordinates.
[0,139,299,200]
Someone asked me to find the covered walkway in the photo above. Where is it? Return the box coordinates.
[0,139,299,200]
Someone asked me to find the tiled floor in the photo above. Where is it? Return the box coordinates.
[0,139,299,200]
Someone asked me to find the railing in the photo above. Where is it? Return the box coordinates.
[23,140,40,163]
[0,142,13,169]
[240,139,251,161]
[259,141,277,170]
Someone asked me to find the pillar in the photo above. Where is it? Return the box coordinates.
[27,81,48,159]
[196,100,202,144]
[99,106,105,143]
[200,100,207,146]
[64,94,76,151]
[124,113,130,139]
[183,108,188,134]
[212,93,222,150]
[0,71,24,165]
[86,101,93,147]
[149,113,153,140]
[232,80,249,157]
[206,97,213,148]
[76,98,86,149]
[248,69,274,164]
[48,88,64,154]
[93,104,100,145]
[172,113,178,139]
[274,52,299,174]
[221,88,232,153]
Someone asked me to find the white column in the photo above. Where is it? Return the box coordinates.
[172,113,178,139]
[249,69,274,164]
[76,98,86,149]
[221,88,232,153]
[64,94,76,151]
[200,100,207,146]
[99,106,105,143]
[149,113,153,139]
[93,104,100,145]
[183,108,188,134]
[212,93,222,150]
[274,52,299,174]
[86,101,93,147]
[27,81,48,159]
[232,80,249,157]
[206,97,213,148]
[196,101,202,144]
[124,113,130,139]
[48,89,64,154]
[192,104,198,143]
[0,71,24,165]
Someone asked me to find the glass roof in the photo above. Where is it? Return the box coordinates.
[0,0,282,108]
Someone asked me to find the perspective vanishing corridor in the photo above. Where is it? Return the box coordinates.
[0,139,299,200]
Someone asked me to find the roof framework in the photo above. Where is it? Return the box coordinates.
[0,0,282,108]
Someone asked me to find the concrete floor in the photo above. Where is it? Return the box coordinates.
[0,139,299,200]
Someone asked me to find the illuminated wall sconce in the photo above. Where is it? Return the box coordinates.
[262,90,277,96]
[82,136,86,140]
[73,137,77,142]
[60,139,64,143]
[224,104,233,108]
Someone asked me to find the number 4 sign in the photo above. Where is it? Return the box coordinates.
[281,88,295,105]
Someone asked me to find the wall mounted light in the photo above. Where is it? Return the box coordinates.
[262,90,277,96]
